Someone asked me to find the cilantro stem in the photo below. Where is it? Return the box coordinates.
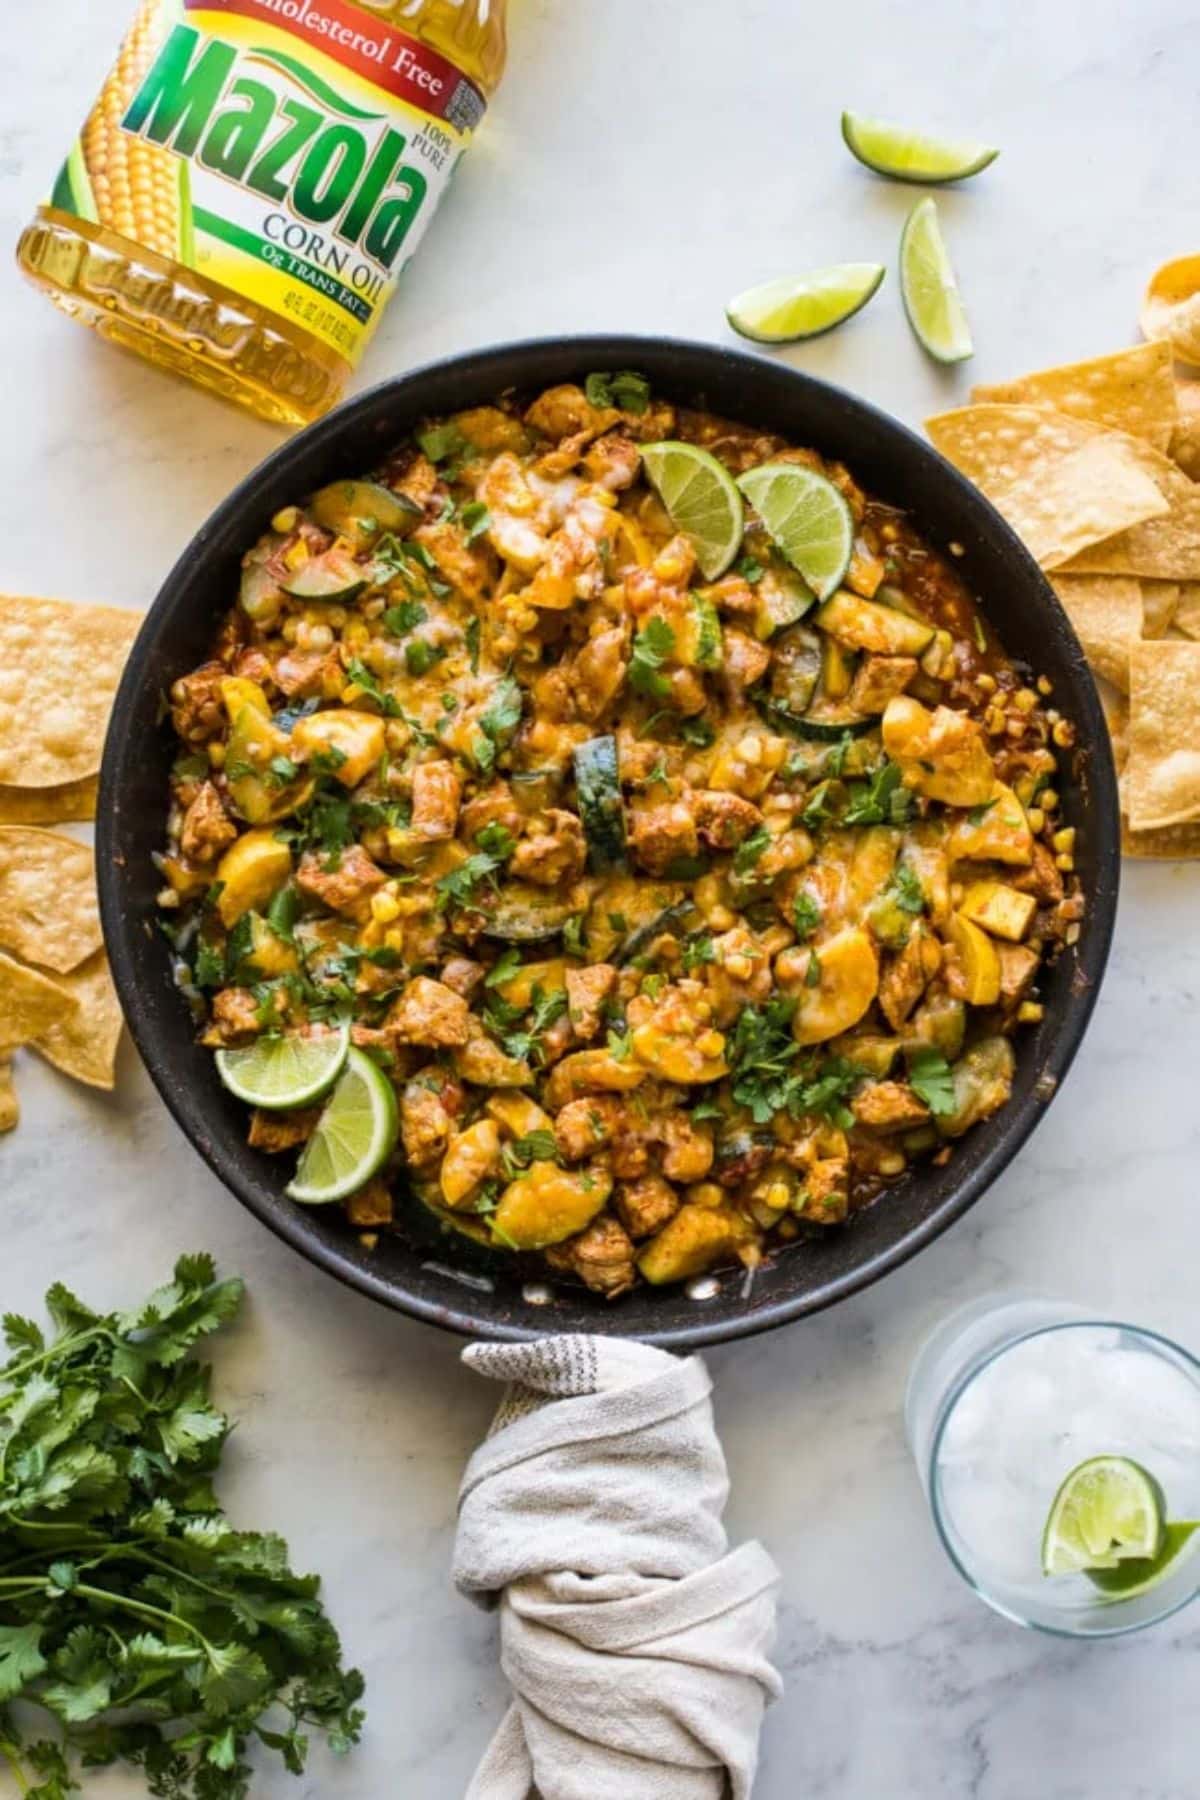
[0,1574,212,1648]
[0,1741,30,1795]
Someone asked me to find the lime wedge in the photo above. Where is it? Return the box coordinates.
[1088,1521,1200,1599]
[735,463,853,601]
[640,441,744,579]
[216,1022,350,1111]
[900,197,973,364]
[1041,1456,1166,1576]
[286,1047,398,1205]
[726,263,885,345]
[842,110,999,184]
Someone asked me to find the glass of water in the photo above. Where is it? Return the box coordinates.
[906,1297,1200,1636]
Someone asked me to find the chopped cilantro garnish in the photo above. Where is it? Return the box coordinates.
[792,892,822,940]
[404,638,448,678]
[584,369,651,414]
[471,676,524,774]
[735,555,765,584]
[888,862,926,915]
[682,932,715,973]
[679,716,716,748]
[465,615,481,674]
[628,616,675,699]
[459,501,491,542]
[908,1048,957,1116]
[732,826,771,877]
[417,420,468,463]
[344,659,401,716]
[804,951,822,989]
[842,759,912,828]
[382,599,427,636]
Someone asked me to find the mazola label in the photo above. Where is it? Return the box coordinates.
[51,0,486,364]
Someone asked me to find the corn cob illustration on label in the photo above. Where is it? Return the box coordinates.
[48,0,486,365]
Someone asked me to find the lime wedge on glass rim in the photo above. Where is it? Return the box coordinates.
[735,463,853,601]
[841,111,999,184]
[1041,1455,1165,1576]
[900,197,973,364]
[215,1021,350,1110]
[726,263,885,345]
[286,1047,398,1205]
[1087,1521,1200,1599]
[639,441,744,579]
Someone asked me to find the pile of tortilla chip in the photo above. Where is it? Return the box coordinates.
[926,335,1200,858]
[0,596,141,1128]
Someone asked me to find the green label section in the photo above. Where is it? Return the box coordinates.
[193,206,373,325]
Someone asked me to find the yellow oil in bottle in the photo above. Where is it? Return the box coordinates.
[16,0,507,426]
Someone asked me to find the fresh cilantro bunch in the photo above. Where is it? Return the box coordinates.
[0,1257,363,1799]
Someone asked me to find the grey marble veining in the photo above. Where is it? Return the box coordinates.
[3,0,1199,1794]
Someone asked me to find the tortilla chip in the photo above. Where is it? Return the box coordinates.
[1051,454,1200,579]
[0,597,140,787]
[1121,808,1200,858]
[0,828,100,974]
[926,405,1168,568]
[1171,581,1200,640]
[1141,256,1200,369]
[971,343,1177,451]
[29,950,122,1090]
[0,1055,16,1133]
[1170,379,1200,480]
[1140,581,1181,638]
[1049,576,1141,692]
[0,777,98,825]
[0,950,79,1051]
[1125,640,1200,829]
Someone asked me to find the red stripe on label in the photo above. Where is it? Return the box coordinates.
[186,0,485,123]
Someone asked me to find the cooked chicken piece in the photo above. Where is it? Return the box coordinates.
[582,433,641,490]
[180,782,236,863]
[204,987,261,1045]
[878,926,940,1030]
[247,1105,320,1152]
[553,1095,622,1161]
[345,1177,394,1227]
[996,941,1040,1004]
[400,1072,463,1168]
[720,628,771,697]
[510,810,587,886]
[565,963,617,1041]
[524,384,619,443]
[851,1081,931,1132]
[694,789,763,851]
[573,626,628,721]
[1011,841,1064,905]
[170,662,226,745]
[387,976,472,1048]
[614,1174,680,1240]
[410,759,462,842]
[656,1113,715,1183]
[440,956,485,999]
[849,654,918,714]
[546,1215,638,1298]
[296,845,387,916]
[628,800,699,876]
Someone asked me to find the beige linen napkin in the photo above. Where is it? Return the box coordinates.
[454,1336,782,1800]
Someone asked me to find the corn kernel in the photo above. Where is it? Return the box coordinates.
[878,1151,906,1177]
[1052,826,1076,854]
[696,1030,725,1057]
[1037,675,1053,696]
[1017,1001,1044,1024]
[1065,923,1081,946]
[283,539,309,571]
[371,890,401,924]
[1055,853,1074,873]
[1040,788,1059,812]
[272,506,300,534]
[1052,720,1075,748]
[765,1181,791,1210]
[1026,807,1046,834]
[687,1183,724,1210]
[207,743,225,770]
[1015,687,1038,713]
[724,953,753,980]
[976,672,997,695]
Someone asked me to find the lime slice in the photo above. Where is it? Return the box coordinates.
[215,1022,350,1111]
[640,441,744,580]
[842,110,999,184]
[735,463,853,601]
[726,263,885,345]
[1041,1456,1166,1576]
[900,197,973,365]
[1088,1521,1200,1599]
[286,1047,398,1205]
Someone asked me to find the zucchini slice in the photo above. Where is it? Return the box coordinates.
[816,591,936,657]
[573,735,628,873]
[310,479,421,545]
[754,567,815,637]
[769,624,822,714]
[483,886,578,943]
[616,898,696,965]
[758,696,875,742]
[280,549,366,602]
[677,593,724,669]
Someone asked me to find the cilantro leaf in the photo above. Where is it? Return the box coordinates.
[584,370,651,413]
[908,1048,957,1116]
[732,826,771,877]
[417,420,468,463]
[792,892,822,940]
[888,862,926,915]
[628,617,675,699]
[382,599,426,636]
[471,676,523,774]
[842,759,912,828]
[344,660,401,717]
[459,501,491,542]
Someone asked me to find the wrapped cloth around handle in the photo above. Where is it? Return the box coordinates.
[454,1336,782,1800]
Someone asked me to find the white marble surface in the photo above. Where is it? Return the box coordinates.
[3,1,1200,1794]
